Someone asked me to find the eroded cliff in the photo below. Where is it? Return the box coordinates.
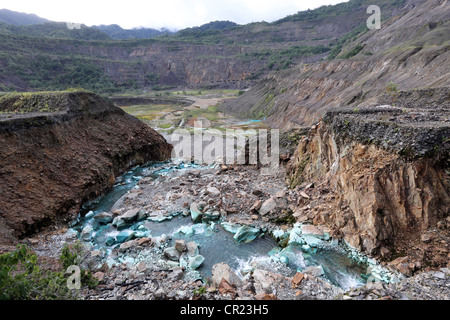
[286,88,449,272]
[0,91,172,248]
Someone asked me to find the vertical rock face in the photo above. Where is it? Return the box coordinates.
[286,101,449,262]
[0,91,173,245]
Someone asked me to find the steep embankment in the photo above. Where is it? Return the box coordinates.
[219,0,450,129]
[0,91,172,248]
[286,87,449,273]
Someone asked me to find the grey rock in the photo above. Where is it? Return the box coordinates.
[80,225,93,241]
[259,197,277,216]
[212,262,243,287]
[233,225,261,243]
[94,211,113,224]
[190,202,203,223]
[120,208,140,222]
[189,255,205,270]
[186,241,199,256]
[164,247,181,261]
[175,239,186,253]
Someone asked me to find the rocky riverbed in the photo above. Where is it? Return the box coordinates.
[23,159,449,300]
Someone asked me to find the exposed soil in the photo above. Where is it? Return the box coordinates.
[0,91,172,251]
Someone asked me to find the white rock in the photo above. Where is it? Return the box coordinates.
[259,197,277,216]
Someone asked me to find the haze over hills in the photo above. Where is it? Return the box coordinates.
[0,8,50,25]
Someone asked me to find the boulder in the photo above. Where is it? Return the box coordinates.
[221,222,242,234]
[255,293,277,300]
[164,247,181,261]
[167,268,184,281]
[135,261,148,273]
[93,271,105,282]
[212,263,243,287]
[288,225,304,245]
[93,211,113,224]
[105,236,116,246]
[115,230,135,243]
[186,241,199,256]
[301,224,328,240]
[206,187,220,196]
[190,202,203,223]
[275,190,286,198]
[119,240,135,252]
[259,198,277,216]
[233,225,261,243]
[252,269,285,294]
[218,278,236,295]
[85,211,95,219]
[291,272,305,287]
[303,235,323,248]
[175,239,186,252]
[80,225,93,241]
[250,200,262,211]
[120,208,140,222]
[304,265,324,277]
[112,217,132,230]
[147,215,172,222]
[189,255,205,270]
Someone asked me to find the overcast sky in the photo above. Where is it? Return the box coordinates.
[1,0,348,30]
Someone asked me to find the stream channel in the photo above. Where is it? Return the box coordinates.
[71,160,398,291]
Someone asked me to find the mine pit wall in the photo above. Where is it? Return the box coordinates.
[286,122,449,259]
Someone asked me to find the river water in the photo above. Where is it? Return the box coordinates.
[71,160,396,291]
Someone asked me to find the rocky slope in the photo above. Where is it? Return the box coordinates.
[0,90,172,249]
[219,0,450,128]
[285,87,449,273]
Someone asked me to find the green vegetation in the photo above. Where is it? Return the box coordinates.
[238,45,330,71]
[0,44,119,92]
[385,81,399,103]
[0,21,111,41]
[340,44,365,59]
[272,210,296,225]
[276,0,406,24]
[182,105,221,122]
[59,242,98,290]
[193,286,207,296]
[328,23,368,60]
[0,90,91,113]
[159,21,238,44]
[386,81,399,94]
[0,242,97,300]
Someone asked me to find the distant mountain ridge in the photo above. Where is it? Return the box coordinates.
[0,8,50,25]
[0,0,427,92]
[93,24,175,40]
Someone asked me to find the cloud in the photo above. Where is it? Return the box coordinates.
[0,0,348,30]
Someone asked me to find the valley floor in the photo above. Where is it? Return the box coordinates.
[24,159,449,300]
